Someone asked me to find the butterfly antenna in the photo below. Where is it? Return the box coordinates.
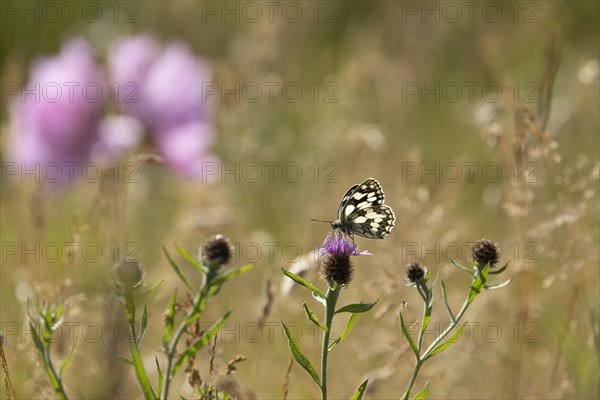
[311,219,333,224]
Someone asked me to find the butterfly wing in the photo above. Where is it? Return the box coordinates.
[336,178,395,239]
[344,204,396,239]
[337,183,360,221]
[351,178,385,208]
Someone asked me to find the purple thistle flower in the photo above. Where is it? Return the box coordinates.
[318,232,371,257]
[9,39,106,184]
[7,34,217,183]
[318,232,369,286]
[107,35,215,179]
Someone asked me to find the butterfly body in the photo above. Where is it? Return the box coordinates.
[331,178,396,239]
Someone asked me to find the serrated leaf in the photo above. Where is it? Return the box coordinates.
[176,245,208,273]
[138,306,148,346]
[173,311,231,377]
[335,300,378,314]
[162,289,177,347]
[282,321,320,387]
[399,311,419,357]
[484,278,511,290]
[350,379,369,400]
[425,322,467,360]
[163,246,194,293]
[413,381,430,400]
[156,356,163,398]
[328,312,358,352]
[281,268,325,299]
[59,337,77,377]
[303,303,326,331]
[489,261,509,275]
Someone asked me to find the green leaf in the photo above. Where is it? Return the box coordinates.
[163,246,194,293]
[138,306,148,346]
[450,259,473,275]
[399,311,419,357]
[212,264,253,292]
[207,264,253,299]
[176,244,208,273]
[328,312,358,351]
[425,321,467,360]
[441,280,456,322]
[485,278,511,290]
[134,279,165,301]
[467,263,490,304]
[162,289,177,347]
[422,294,432,332]
[281,268,325,299]
[282,321,320,387]
[350,379,369,400]
[59,337,77,377]
[429,270,440,291]
[117,356,133,365]
[28,321,46,354]
[303,303,326,331]
[312,292,326,306]
[335,300,378,314]
[173,311,231,377]
[489,261,509,275]
[155,356,163,398]
[413,381,430,400]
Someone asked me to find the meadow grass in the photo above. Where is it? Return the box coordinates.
[1,1,598,399]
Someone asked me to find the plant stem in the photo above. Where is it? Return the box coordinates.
[402,277,475,399]
[401,359,422,400]
[124,289,156,400]
[320,283,340,400]
[422,293,470,359]
[161,268,217,400]
[42,343,68,400]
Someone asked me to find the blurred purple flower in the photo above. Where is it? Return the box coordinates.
[10,39,105,182]
[8,35,216,183]
[108,35,215,178]
[318,232,371,257]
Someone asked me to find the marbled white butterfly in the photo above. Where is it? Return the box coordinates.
[314,178,396,239]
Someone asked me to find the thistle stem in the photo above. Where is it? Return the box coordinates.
[161,267,217,400]
[402,274,477,399]
[124,288,156,400]
[42,341,68,400]
[320,283,340,400]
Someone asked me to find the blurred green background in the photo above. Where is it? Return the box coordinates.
[1,1,599,399]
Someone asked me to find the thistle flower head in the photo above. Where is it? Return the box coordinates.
[318,232,369,286]
[405,262,427,285]
[471,239,500,268]
[202,234,232,268]
[115,257,145,289]
[27,299,68,333]
[321,252,354,286]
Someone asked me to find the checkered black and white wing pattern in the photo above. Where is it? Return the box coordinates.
[336,183,359,218]
[334,178,395,239]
